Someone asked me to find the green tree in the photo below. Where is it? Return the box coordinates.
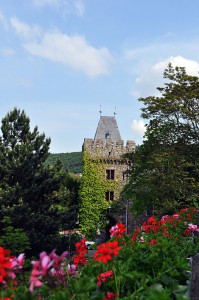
[0,216,30,255]
[0,108,76,256]
[125,64,199,215]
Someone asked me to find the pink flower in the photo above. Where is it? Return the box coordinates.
[188,223,199,232]
[67,264,76,275]
[11,253,25,272]
[139,236,145,243]
[49,250,68,266]
[30,269,43,292]
[16,253,25,269]
[172,213,180,219]
[161,215,169,221]
[29,249,70,292]
[31,252,53,278]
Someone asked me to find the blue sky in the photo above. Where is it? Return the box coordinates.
[1,0,199,153]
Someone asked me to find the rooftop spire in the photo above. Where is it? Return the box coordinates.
[99,105,102,116]
[114,106,116,117]
[94,115,122,143]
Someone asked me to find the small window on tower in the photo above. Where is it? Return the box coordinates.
[105,131,111,139]
[106,170,115,180]
[106,191,114,201]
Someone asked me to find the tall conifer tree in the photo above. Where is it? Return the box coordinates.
[0,108,73,255]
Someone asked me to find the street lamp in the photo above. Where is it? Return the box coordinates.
[125,165,130,234]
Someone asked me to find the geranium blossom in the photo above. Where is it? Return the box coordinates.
[109,223,126,238]
[0,247,14,283]
[94,241,122,264]
[73,239,88,267]
[139,236,145,243]
[149,239,158,246]
[97,270,114,286]
[188,223,199,232]
[131,229,141,243]
[104,292,118,300]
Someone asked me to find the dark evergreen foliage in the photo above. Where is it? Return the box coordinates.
[0,108,80,256]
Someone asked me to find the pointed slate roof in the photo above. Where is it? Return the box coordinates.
[94,116,122,143]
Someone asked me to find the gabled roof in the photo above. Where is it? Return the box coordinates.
[94,116,122,142]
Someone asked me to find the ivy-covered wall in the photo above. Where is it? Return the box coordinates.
[79,150,119,239]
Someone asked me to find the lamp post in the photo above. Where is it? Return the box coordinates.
[125,165,130,234]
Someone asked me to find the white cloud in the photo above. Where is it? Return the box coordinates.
[9,16,111,77]
[131,55,199,98]
[10,17,41,39]
[153,55,199,76]
[131,119,146,145]
[23,30,112,77]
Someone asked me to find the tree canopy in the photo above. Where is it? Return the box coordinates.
[125,64,199,215]
[0,108,79,256]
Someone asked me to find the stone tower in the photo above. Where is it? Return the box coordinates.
[80,115,136,238]
[83,115,136,202]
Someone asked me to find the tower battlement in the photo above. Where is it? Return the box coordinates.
[83,138,135,159]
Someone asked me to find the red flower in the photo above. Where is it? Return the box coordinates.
[104,292,117,300]
[97,270,114,286]
[184,228,192,236]
[73,239,88,266]
[106,241,122,257]
[0,247,13,283]
[141,223,160,233]
[73,253,88,266]
[149,239,158,246]
[94,241,122,264]
[147,216,157,225]
[131,229,141,243]
[75,239,88,254]
[109,223,127,238]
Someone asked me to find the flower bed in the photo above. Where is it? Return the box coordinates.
[0,208,199,299]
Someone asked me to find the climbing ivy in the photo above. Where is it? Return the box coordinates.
[79,150,119,240]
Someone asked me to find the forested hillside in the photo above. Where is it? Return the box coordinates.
[46,152,82,173]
